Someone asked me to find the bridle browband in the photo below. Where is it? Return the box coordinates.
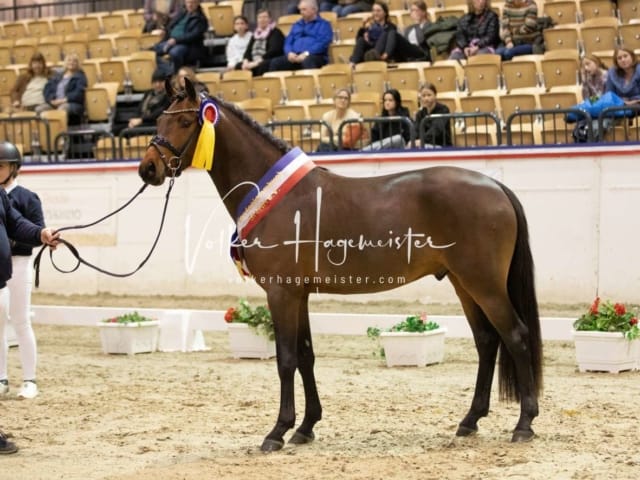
[149,106,201,176]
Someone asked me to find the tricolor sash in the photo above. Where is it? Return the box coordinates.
[230,147,316,276]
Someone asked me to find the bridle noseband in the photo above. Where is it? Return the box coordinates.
[149,106,201,177]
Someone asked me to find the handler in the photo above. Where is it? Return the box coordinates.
[0,142,59,401]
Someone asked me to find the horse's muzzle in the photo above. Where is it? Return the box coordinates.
[139,151,165,186]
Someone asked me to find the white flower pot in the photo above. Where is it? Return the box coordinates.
[97,321,160,355]
[573,330,640,373]
[227,323,276,360]
[379,328,447,367]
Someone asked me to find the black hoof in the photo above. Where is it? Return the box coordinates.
[260,438,285,452]
[511,429,534,443]
[288,431,315,445]
[455,424,478,437]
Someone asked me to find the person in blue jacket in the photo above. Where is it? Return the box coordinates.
[0,143,59,402]
[268,0,333,71]
[0,142,45,400]
[38,53,87,125]
[152,0,208,73]
[605,47,640,106]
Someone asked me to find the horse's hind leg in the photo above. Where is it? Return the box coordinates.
[261,287,304,452]
[289,294,322,445]
[450,276,500,437]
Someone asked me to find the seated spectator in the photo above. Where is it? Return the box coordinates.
[414,83,452,148]
[317,88,362,151]
[269,0,333,72]
[496,0,541,61]
[362,88,412,150]
[113,69,170,135]
[349,2,398,67]
[582,54,608,102]
[37,53,87,124]
[449,0,499,60]
[151,0,208,74]
[605,47,640,106]
[143,0,180,33]
[287,0,338,14]
[333,0,373,18]
[172,66,208,93]
[238,9,285,77]
[225,16,252,72]
[10,52,51,112]
[397,0,432,62]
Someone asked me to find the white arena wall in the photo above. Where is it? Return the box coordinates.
[19,143,640,306]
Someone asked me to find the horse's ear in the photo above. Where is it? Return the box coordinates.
[165,77,174,98]
[184,77,196,101]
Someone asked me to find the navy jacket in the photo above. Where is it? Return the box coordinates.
[164,6,208,48]
[0,189,43,288]
[44,69,88,105]
[8,185,45,256]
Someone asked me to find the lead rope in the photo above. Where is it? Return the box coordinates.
[33,177,175,287]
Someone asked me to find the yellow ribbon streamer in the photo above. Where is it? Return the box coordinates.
[192,119,215,170]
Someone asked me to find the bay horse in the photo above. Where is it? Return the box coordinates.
[139,78,543,452]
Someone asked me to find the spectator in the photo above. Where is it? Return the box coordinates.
[269,0,333,72]
[349,2,398,67]
[37,53,87,125]
[286,0,338,14]
[496,0,541,61]
[397,0,432,62]
[225,16,252,72]
[449,0,500,61]
[414,83,452,148]
[152,0,208,74]
[10,52,51,112]
[239,9,285,77]
[605,47,640,105]
[333,0,373,18]
[317,88,362,151]
[143,0,180,33]
[113,69,170,135]
[0,429,17,454]
[172,66,208,93]
[0,142,44,400]
[362,88,412,150]
[582,54,608,102]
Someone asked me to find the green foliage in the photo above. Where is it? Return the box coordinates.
[367,314,441,357]
[225,299,275,341]
[102,311,154,324]
[573,297,640,340]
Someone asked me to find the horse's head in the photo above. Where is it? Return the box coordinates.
[139,77,202,185]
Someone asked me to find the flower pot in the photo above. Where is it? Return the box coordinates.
[379,328,447,367]
[227,323,276,360]
[97,321,160,355]
[572,330,639,373]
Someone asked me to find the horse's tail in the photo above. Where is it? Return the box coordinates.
[498,183,543,402]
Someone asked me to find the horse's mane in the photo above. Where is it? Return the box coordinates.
[174,89,290,155]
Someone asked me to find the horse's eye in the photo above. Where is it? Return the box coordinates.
[180,118,192,128]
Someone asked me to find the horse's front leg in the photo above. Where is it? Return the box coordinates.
[261,287,302,452]
[289,295,322,445]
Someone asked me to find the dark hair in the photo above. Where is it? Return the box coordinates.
[374,1,390,22]
[613,47,638,76]
[234,15,249,25]
[381,88,403,116]
[27,52,48,78]
[420,82,438,95]
[412,0,428,13]
[152,68,166,82]
[256,8,272,17]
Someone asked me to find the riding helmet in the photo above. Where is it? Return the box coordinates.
[0,141,22,168]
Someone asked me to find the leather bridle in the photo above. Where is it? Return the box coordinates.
[149,106,201,177]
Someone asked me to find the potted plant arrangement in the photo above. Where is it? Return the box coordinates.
[224,299,276,359]
[572,297,640,373]
[367,313,447,367]
[97,311,159,355]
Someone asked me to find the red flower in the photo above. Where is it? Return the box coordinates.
[109,318,118,323]
[630,317,638,326]
[614,303,626,316]
[420,312,427,323]
[590,297,600,315]
[224,308,235,323]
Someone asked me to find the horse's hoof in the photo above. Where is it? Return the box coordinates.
[455,425,478,437]
[288,431,315,445]
[260,438,285,452]
[511,429,534,443]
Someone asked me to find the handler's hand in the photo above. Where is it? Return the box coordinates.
[40,228,60,250]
